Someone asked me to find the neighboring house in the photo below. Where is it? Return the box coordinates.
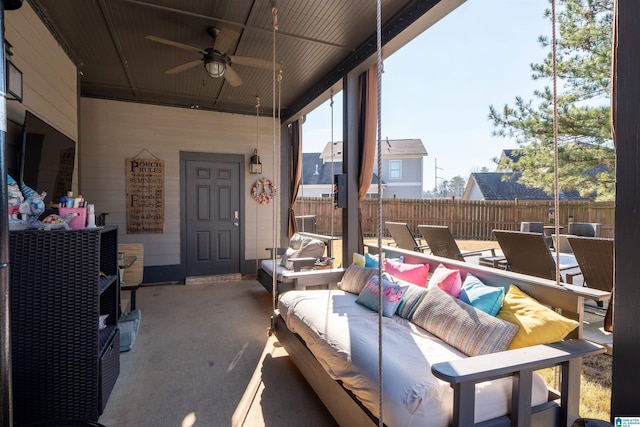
[469,147,605,201]
[298,152,379,198]
[300,138,427,198]
[496,149,524,172]
[462,172,593,201]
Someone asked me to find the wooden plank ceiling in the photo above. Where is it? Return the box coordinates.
[28,0,460,119]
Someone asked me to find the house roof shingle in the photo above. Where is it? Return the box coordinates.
[319,138,427,160]
[469,172,592,201]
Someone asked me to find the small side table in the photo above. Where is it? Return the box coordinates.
[118,255,138,312]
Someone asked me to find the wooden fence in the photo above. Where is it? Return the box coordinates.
[293,198,615,240]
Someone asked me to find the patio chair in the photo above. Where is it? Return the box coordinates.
[568,222,601,237]
[567,236,614,331]
[520,221,544,233]
[521,221,553,247]
[256,232,340,296]
[493,230,580,281]
[417,225,496,262]
[552,234,573,254]
[385,222,429,252]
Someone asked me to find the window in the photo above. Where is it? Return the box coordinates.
[390,160,402,179]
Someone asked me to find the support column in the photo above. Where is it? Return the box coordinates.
[612,0,640,419]
[1,3,14,426]
[342,73,361,262]
[3,4,26,424]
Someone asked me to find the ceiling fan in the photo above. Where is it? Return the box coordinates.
[145,26,280,87]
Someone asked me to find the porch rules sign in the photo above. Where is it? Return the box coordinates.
[126,158,165,234]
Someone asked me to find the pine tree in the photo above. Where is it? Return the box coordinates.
[489,0,615,201]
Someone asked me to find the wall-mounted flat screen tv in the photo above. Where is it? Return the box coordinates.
[5,117,23,180]
[21,111,76,204]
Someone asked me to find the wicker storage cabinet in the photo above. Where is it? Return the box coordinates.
[9,226,120,425]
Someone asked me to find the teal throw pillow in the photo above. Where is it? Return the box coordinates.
[365,252,383,268]
[458,273,505,316]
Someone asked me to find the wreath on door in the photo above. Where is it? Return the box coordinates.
[251,178,276,205]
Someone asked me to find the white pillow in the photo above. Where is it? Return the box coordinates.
[279,247,298,270]
[298,238,326,259]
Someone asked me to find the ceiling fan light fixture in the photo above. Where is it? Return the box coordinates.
[204,58,225,78]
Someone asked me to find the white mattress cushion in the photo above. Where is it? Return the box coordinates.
[261,259,287,280]
[278,289,548,427]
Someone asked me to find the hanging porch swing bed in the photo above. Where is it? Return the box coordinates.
[266,0,605,424]
[272,245,606,426]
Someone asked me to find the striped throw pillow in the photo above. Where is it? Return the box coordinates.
[412,287,518,356]
[395,282,427,319]
[338,264,377,295]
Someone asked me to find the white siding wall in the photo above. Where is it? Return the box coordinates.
[380,156,424,198]
[465,182,484,201]
[298,185,331,198]
[80,98,278,268]
[5,2,79,193]
[384,183,423,199]
[4,2,77,140]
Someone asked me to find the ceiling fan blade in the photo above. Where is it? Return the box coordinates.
[214,27,240,54]
[230,55,281,71]
[223,65,243,87]
[165,59,202,75]
[145,35,206,54]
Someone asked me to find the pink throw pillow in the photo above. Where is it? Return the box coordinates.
[428,264,462,297]
[383,258,429,287]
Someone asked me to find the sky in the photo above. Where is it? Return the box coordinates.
[301,0,550,191]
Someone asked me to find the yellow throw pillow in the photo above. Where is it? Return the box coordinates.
[353,253,366,267]
[497,285,579,349]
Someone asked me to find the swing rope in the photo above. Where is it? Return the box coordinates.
[330,90,335,242]
[271,5,280,313]
[551,0,561,286]
[298,115,305,229]
[375,0,384,424]
[255,96,261,275]
[550,0,564,390]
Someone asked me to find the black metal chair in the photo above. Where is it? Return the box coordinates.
[520,221,544,233]
[568,222,601,237]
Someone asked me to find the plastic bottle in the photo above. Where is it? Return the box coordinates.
[86,204,96,228]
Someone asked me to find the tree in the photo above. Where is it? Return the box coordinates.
[423,175,467,198]
[436,180,451,198]
[449,175,467,198]
[489,0,615,201]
